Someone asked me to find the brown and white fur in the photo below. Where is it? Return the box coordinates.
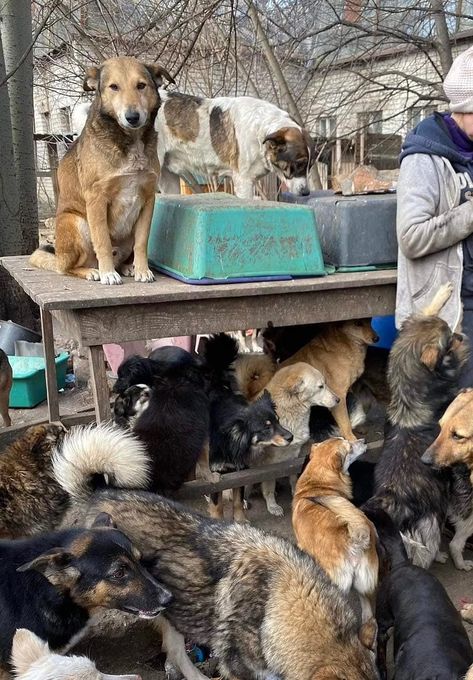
[156,92,316,198]
[0,350,12,428]
[11,629,140,680]
[293,438,378,622]
[281,320,379,441]
[250,362,339,516]
[233,352,276,401]
[30,57,174,285]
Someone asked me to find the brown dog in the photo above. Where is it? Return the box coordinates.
[293,438,379,622]
[30,57,174,285]
[234,352,276,401]
[282,320,379,441]
[422,389,473,571]
[0,350,12,428]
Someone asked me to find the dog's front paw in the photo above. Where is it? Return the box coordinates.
[120,263,135,277]
[435,550,449,564]
[100,270,123,285]
[86,269,101,281]
[456,559,473,571]
[267,502,284,517]
[461,602,473,623]
[135,268,155,283]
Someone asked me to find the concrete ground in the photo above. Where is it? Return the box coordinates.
[5,388,473,679]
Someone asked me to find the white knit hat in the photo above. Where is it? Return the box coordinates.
[444,46,473,112]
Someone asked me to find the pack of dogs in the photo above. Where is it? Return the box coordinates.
[1,281,473,678]
[0,50,468,680]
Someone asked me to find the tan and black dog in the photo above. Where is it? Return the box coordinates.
[30,56,174,285]
[63,490,379,680]
[0,350,12,428]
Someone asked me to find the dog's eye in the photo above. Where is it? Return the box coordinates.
[452,431,465,441]
[111,566,127,580]
[137,82,147,90]
[109,83,119,91]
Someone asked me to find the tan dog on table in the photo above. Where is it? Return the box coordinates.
[30,56,174,285]
[282,320,379,441]
[0,350,12,428]
[293,438,378,622]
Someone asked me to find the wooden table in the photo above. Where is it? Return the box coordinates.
[1,256,397,424]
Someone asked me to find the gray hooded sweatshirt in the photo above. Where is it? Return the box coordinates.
[397,113,473,330]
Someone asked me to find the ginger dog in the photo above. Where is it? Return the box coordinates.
[30,56,174,285]
[293,438,378,622]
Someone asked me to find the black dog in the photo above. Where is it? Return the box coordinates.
[203,334,293,522]
[0,513,171,672]
[363,500,473,680]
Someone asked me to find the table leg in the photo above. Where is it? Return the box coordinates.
[40,308,60,422]
[88,345,111,423]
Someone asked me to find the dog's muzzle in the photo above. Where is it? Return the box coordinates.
[421,447,435,465]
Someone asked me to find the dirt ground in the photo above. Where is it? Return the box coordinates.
[6,388,473,679]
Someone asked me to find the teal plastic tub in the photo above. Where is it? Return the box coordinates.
[9,352,69,408]
[148,193,325,282]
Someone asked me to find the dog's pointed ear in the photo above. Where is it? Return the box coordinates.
[263,130,287,150]
[359,617,377,651]
[420,344,440,370]
[11,629,50,674]
[91,512,117,529]
[83,66,100,92]
[146,64,175,89]
[17,548,80,590]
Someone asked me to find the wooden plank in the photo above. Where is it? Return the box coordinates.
[0,256,397,311]
[0,410,96,448]
[40,308,60,422]
[179,438,384,498]
[88,346,112,423]
[57,283,396,345]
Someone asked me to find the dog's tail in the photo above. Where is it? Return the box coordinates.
[53,423,150,501]
[421,282,453,317]
[362,497,408,570]
[310,495,371,557]
[29,245,59,273]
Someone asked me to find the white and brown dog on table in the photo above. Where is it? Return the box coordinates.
[30,56,174,285]
[156,92,316,198]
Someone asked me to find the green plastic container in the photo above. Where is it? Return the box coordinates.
[9,352,69,408]
[148,193,325,282]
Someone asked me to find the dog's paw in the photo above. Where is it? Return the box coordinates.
[461,602,473,623]
[100,270,123,285]
[164,660,182,680]
[135,268,155,283]
[86,269,101,281]
[267,502,284,517]
[435,550,449,564]
[120,263,135,277]
[456,559,473,571]
[45,422,67,441]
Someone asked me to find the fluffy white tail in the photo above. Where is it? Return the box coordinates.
[53,423,150,500]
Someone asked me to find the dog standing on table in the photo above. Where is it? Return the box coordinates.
[30,57,174,285]
[281,319,379,441]
[0,350,12,428]
[156,92,315,198]
[293,438,378,622]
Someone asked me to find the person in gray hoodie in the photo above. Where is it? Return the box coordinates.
[397,46,473,386]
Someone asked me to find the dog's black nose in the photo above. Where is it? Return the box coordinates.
[159,588,174,606]
[285,431,294,443]
[300,187,310,196]
[373,334,380,343]
[125,110,140,126]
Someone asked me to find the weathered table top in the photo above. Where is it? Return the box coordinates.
[1,255,397,311]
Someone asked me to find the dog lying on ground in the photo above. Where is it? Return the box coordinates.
[363,500,473,680]
[422,388,473,570]
[30,57,173,284]
[0,516,171,677]
[281,320,379,441]
[64,489,379,680]
[156,91,316,198]
[249,362,339,517]
[373,283,469,568]
[0,350,12,428]
[11,628,140,680]
[0,422,149,540]
[293,438,378,622]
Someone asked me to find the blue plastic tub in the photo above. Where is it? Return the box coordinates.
[371,315,397,350]
[9,352,69,408]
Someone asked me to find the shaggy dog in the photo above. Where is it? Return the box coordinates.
[373,284,469,568]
